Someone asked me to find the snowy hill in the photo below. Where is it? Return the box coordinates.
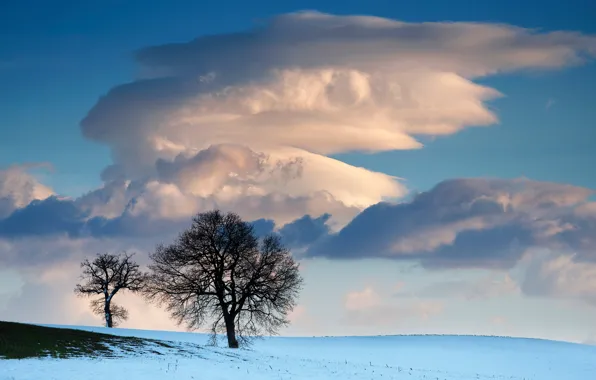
[2,323,596,380]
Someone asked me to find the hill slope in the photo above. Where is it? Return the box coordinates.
[1,322,596,380]
[0,321,202,359]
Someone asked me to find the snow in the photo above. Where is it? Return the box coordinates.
[2,325,596,380]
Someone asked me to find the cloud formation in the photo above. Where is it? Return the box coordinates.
[396,273,520,300]
[87,11,596,158]
[345,286,382,311]
[2,11,596,264]
[72,144,389,230]
[134,12,595,79]
[522,253,596,305]
[3,12,596,243]
[308,178,595,268]
[343,285,443,326]
[73,11,595,230]
[305,177,596,306]
[0,164,53,218]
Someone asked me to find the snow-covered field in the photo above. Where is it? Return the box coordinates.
[2,325,596,380]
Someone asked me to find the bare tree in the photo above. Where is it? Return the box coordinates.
[144,210,303,348]
[74,252,147,328]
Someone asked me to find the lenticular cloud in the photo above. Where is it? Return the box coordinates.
[76,11,596,226]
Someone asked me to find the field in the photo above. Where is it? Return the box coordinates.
[1,322,595,380]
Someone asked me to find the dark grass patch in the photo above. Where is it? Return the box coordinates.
[0,321,177,360]
[154,341,174,349]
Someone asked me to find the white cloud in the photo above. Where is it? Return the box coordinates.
[2,13,594,234]
[72,144,396,230]
[150,144,404,224]
[133,11,596,80]
[74,12,595,228]
[0,235,156,269]
[343,285,443,326]
[0,164,54,218]
[574,202,596,217]
[345,286,381,311]
[149,69,496,157]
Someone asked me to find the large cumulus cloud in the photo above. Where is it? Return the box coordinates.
[74,11,595,230]
[2,12,596,269]
[84,11,596,162]
[72,143,391,230]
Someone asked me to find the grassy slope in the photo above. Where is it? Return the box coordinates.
[0,321,180,359]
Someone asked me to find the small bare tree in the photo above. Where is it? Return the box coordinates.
[144,210,303,348]
[74,252,146,328]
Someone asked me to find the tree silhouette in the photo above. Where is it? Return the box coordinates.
[75,252,146,328]
[144,210,303,348]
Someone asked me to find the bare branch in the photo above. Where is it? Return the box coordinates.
[144,210,303,348]
[74,252,147,328]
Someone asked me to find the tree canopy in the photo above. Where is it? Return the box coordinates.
[144,210,303,347]
[75,252,146,328]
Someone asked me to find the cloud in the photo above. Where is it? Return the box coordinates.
[5,12,595,236]
[0,254,178,331]
[0,183,335,238]
[0,197,87,237]
[0,164,54,218]
[134,12,596,78]
[278,213,331,248]
[522,253,596,305]
[0,234,184,330]
[345,286,381,311]
[343,285,443,326]
[69,11,595,232]
[305,177,596,307]
[308,178,596,269]
[152,144,402,217]
[344,301,444,327]
[396,273,519,300]
[0,145,379,237]
[81,11,596,168]
[4,174,596,284]
[0,257,98,325]
[4,12,596,237]
[0,192,335,265]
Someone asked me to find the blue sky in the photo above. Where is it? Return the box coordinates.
[1,0,596,343]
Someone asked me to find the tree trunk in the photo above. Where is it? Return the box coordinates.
[224,316,239,348]
[105,301,113,328]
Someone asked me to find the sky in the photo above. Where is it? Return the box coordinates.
[1,0,596,344]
